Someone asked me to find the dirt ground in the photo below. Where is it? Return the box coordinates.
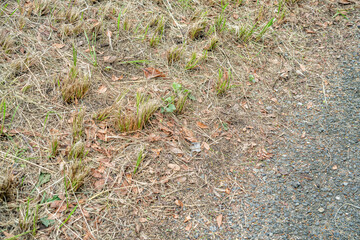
[0,0,359,239]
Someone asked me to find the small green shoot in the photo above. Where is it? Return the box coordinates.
[59,204,78,229]
[215,68,232,95]
[134,149,145,174]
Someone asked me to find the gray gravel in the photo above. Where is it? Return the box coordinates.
[191,36,360,239]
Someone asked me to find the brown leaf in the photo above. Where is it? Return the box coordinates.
[176,176,187,183]
[143,67,166,79]
[139,218,148,223]
[98,85,107,93]
[175,199,183,207]
[301,131,306,139]
[53,43,65,49]
[216,214,223,227]
[338,0,353,5]
[202,142,210,150]
[306,29,316,34]
[225,188,231,195]
[168,163,181,171]
[307,101,313,109]
[94,179,105,189]
[171,147,183,155]
[185,223,192,231]
[196,121,209,129]
[184,215,191,223]
[103,56,117,63]
[148,133,161,142]
[111,75,123,81]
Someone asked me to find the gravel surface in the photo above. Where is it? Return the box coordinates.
[190,34,360,239]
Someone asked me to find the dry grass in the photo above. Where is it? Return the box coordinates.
[0,0,358,238]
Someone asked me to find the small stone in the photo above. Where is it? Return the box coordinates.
[318,207,325,213]
[335,196,341,200]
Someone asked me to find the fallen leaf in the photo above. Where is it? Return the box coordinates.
[98,85,107,93]
[175,199,183,207]
[143,67,166,79]
[53,43,65,49]
[148,133,161,142]
[185,223,192,231]
[338,0,353,5]
[168,163,181,171]
[202,142,210,150]
[270,98,278,103]
[196,121,209,129]
[151,148,162,156]
[111,75,123,81]
[306,101,313,109]
[184,215,191,223]
[94,179,105,189]
[171,147,183,155]
[332,165,338,170]
[233,13,239,19]
[225,188,231,195]
[301,131,306,138]
[306,29,316,34]
[216,214,223,227]
[176,176,187,183]
[103,56,117,63]
[139,218,148,223]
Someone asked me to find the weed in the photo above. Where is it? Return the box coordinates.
[167,46,182,65]
[256,17,275,41]
[185,51,207,70]
[189,20,207,40]
[60,48,90,103]
[0,170,15,202]
[19,198,39,234]
[116,93,159,132]
[161,83,192,114]
[0,98,6,135]
[215,68,232,95]
[72,108,85,143]
[65,160,88,191]
[215,1,229,33]
[69,140,86,160]
[93,105,114,121]
[204,36,218,51]
[49,137,58,158]
[34,0,50,16]
[0,30,15,54]
[134,149,145,174]
[59,204,78,228]
[237,23,257,43]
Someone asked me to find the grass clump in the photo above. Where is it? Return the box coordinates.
[60,47,90,103]
[66,141,89,191]
[133,148,145,174]
[189,20,207,40]
[167,46,182,65]
[215,68,232,95]
[0,170,15,202]
[65,160,89,191]
[204,36,218,51]
[72,108,85,143]
[116,93,159,132]
[185,51,207,70]
[49,137,59,158]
